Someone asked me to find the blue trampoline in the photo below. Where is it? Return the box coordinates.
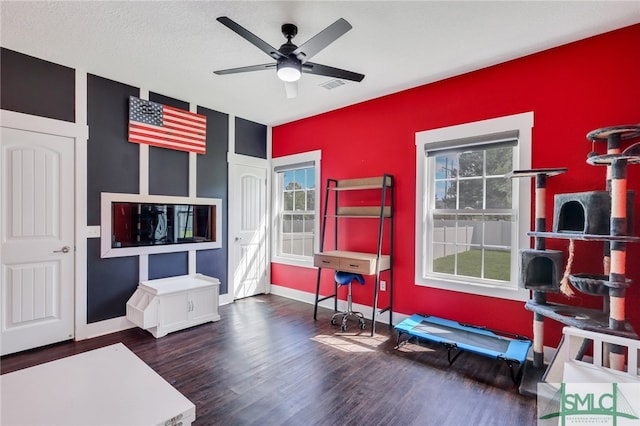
[395,314,532,385]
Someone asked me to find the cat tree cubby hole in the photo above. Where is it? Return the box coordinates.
[519,249,563,292]
[553,191,635,235]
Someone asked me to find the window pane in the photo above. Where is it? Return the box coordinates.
[294,191,306,211]
[283,191,294,211]
[484,249,511,281]
[305,168,315,189]
[459,151,483,177]
[432,214,456,243]
[456,248,482,279]
[283,170,295,186]
[486,146,513,176]
[303,215,315,256]
[292,214,303,232]
[303,214,314,232]
[293,169,306,189]
[306,189,315,211]
[486,177,512,209]
[435,154,458,179]
[483,215,512,247]
[302,234,314,257]
[432,244,455,274]
[459,179,482,209]
[435,181,456,209]
[282,214,292,233]
[281,233,292,255]
[455,218,475,245]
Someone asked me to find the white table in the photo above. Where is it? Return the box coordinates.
[1,343,195,425]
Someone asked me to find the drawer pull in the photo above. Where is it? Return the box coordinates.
[321,260,331,264]
[348,264,359,268]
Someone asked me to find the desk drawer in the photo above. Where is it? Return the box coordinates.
[339,258,373,274]
[314,254,340,269]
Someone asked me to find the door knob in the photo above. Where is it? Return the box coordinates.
[235,237,242,241]
[53,246,70,253]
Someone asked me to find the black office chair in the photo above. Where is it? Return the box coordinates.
[331,271,366,331]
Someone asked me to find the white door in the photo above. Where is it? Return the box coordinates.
[230,164,267,299]
[1,126,75,356]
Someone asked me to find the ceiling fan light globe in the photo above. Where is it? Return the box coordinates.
[277,62,301,82]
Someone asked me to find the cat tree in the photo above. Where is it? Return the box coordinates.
[511,123,640,394]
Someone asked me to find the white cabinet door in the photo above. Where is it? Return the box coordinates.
[190,286,218,323]
[157,292,190,336]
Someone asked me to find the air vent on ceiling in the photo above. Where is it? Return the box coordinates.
[320,79,346,90]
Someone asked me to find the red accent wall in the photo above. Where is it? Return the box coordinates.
[271,24,640,347]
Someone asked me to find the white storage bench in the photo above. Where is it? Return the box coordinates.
[126,273,220,338]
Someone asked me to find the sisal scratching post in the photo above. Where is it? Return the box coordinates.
[609,157,628,371]
[559,239,575,296]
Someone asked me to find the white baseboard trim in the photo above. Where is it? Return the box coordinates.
[269,284,407,327]
[76,293,234,341]
[76,316,135,341]
[219,293,233,306]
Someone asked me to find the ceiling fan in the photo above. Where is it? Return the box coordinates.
[213,16,365,98]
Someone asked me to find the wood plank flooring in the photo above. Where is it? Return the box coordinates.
[1,295,537,425]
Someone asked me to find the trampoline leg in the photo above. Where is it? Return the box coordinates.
[394,331,412,349]
[445,344,462,365]
[505,360,523,386]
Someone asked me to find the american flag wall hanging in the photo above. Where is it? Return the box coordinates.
[128,96,207,154]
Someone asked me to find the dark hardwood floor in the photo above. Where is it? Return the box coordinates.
[1,295,537,425]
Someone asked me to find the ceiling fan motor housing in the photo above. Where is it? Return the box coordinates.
[281,23,298,40]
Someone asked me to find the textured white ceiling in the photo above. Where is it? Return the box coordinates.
[1,1,639,126]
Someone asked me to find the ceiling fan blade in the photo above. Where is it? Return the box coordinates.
[292,18,352,63]
[302,62,365,82]
[217,17,285,61]
[214,63,276,75]
[284,81,298,99]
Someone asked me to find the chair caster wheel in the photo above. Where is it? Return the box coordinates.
[341,325,348,332]
[360,323,366,330]
[331,318,336,325]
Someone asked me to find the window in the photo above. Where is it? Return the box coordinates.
[415,113,533,300]
[271,150,321,267]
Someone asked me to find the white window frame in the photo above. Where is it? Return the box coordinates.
[271,150,321,268]
[415,112,533,301]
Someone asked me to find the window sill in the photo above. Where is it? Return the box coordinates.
[415,275,529,301]
[271,256,315,269]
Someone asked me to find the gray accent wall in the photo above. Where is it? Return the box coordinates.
[196,106,230,291]
[1,48,267,325]
[0,48,75,122]
[87,74,140,225]
[86,239,138,323]
[86,74,141,322]
[149,252,189,280]
[236,117,267,159]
